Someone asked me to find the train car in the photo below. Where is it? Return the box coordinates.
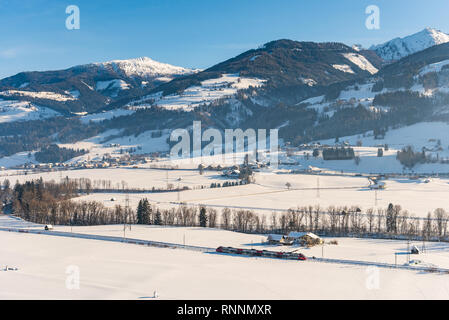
[215,246,307,261]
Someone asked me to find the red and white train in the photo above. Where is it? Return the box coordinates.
[216,246,307,260]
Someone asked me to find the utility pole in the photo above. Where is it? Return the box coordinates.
[407,239,410,264]
[124,194,130,239]
[166,170,169,190]
[374,190,378,207]
[422,237,426,253]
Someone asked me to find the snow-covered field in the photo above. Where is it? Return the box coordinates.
[70,172,449,218]
[2,163,449,218]
[1,167,231,190]
[14,218,448,270]
[1,214,448,299]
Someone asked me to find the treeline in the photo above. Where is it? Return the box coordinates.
[103,107,194,138]
[396,146,428,168]
[0,117,102,158]
[7,178,133,225]
[3,178,449,240]
[34,144,87,163]
[373,90,434,125]
[5,179,449,241]
[131,202,449,241]
[322,147,355,160]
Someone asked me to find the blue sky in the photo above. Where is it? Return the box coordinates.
[1,0,449,78]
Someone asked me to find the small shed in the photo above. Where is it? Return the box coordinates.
[411,245,420,255]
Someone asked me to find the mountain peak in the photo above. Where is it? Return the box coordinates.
[370,27,449,61]
[94,56,198,79]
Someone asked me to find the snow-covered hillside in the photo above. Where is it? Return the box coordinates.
[0,151,37,168]
[80,108,135,123]
[298,81,388,118]
[332,64,355,74]
[0,99,59,123]
[419,59,449,76]
[0,90,76,102]
[370,27,449,61]
[129,73,266,111]
[342,53,378,74]
[57,128,171,164]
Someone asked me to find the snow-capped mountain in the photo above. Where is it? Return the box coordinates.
[0,57,198,114]
[93,57,198,80]
[370,27,449,61]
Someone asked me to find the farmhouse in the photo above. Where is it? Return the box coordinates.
[286,232,323,246]
[267,234,284,244]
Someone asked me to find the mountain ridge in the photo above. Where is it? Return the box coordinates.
[370,27,449,61]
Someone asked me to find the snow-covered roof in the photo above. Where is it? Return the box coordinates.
[267,234,284,241]
[287,232,320,239]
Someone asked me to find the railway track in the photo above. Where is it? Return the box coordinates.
[1,222,448,274]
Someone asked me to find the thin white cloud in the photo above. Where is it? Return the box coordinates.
[0,48,19,58]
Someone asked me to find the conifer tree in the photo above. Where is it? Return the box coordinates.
[136,200,144,224]
[199,206,207,227]
[142,198,152,224]
[154,209,162,225]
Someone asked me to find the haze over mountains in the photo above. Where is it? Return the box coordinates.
[1,27,449,164]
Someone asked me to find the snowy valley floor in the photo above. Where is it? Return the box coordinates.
[1,215,449,299]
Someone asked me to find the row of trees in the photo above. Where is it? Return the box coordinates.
[107,201,449,241]
[34,144,87,163]
[322,147,355,160]
[0,117,102,158]
[3,179,449,241]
